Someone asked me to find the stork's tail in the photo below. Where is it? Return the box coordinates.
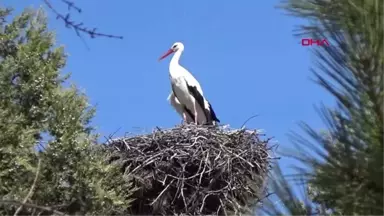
[206,102,220,125]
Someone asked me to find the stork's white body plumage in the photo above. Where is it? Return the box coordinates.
[167,91,194,123]
[159,42,220,125]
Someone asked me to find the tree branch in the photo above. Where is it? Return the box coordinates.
[61,0,81,13]
[43,0,123,39]
[14,158,42,216]
[1,200,68,216]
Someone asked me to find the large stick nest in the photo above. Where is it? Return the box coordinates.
[105,124,273,215]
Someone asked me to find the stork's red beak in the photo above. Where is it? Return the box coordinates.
[158,49,174,61]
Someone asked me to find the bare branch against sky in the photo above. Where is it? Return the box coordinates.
[43,0,123,39]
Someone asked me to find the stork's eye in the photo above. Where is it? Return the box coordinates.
[172,45,177,49]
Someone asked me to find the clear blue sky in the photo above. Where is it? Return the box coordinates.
[7,0,334,199]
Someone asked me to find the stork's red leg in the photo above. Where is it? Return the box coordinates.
[182,112,188,123]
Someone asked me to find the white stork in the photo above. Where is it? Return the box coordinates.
[159,42,220,125]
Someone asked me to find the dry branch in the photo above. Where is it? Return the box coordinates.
[14,159,41,216]
[43,0,123,39]
[105,124,275,215]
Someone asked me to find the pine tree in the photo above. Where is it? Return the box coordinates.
[0,7,133,215]
[263,0,383,215]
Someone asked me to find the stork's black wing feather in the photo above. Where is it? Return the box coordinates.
[208,102,220,123]
[185,80,219,125]
[183,105,195,121]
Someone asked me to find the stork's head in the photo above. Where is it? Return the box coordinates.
[159,42,184,61]
[171,42,184,52]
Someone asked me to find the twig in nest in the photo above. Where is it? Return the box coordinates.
[241,114,259,129]
[150,179,175,206]
[104,127,122,143]
[14,158,42,216]
[43,0,123,39]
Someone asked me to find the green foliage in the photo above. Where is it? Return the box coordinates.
[264,0,383,215]
[262,165,326,216]
[0,7,133,215]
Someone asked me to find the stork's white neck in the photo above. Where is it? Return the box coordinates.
[169,49,183,73]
